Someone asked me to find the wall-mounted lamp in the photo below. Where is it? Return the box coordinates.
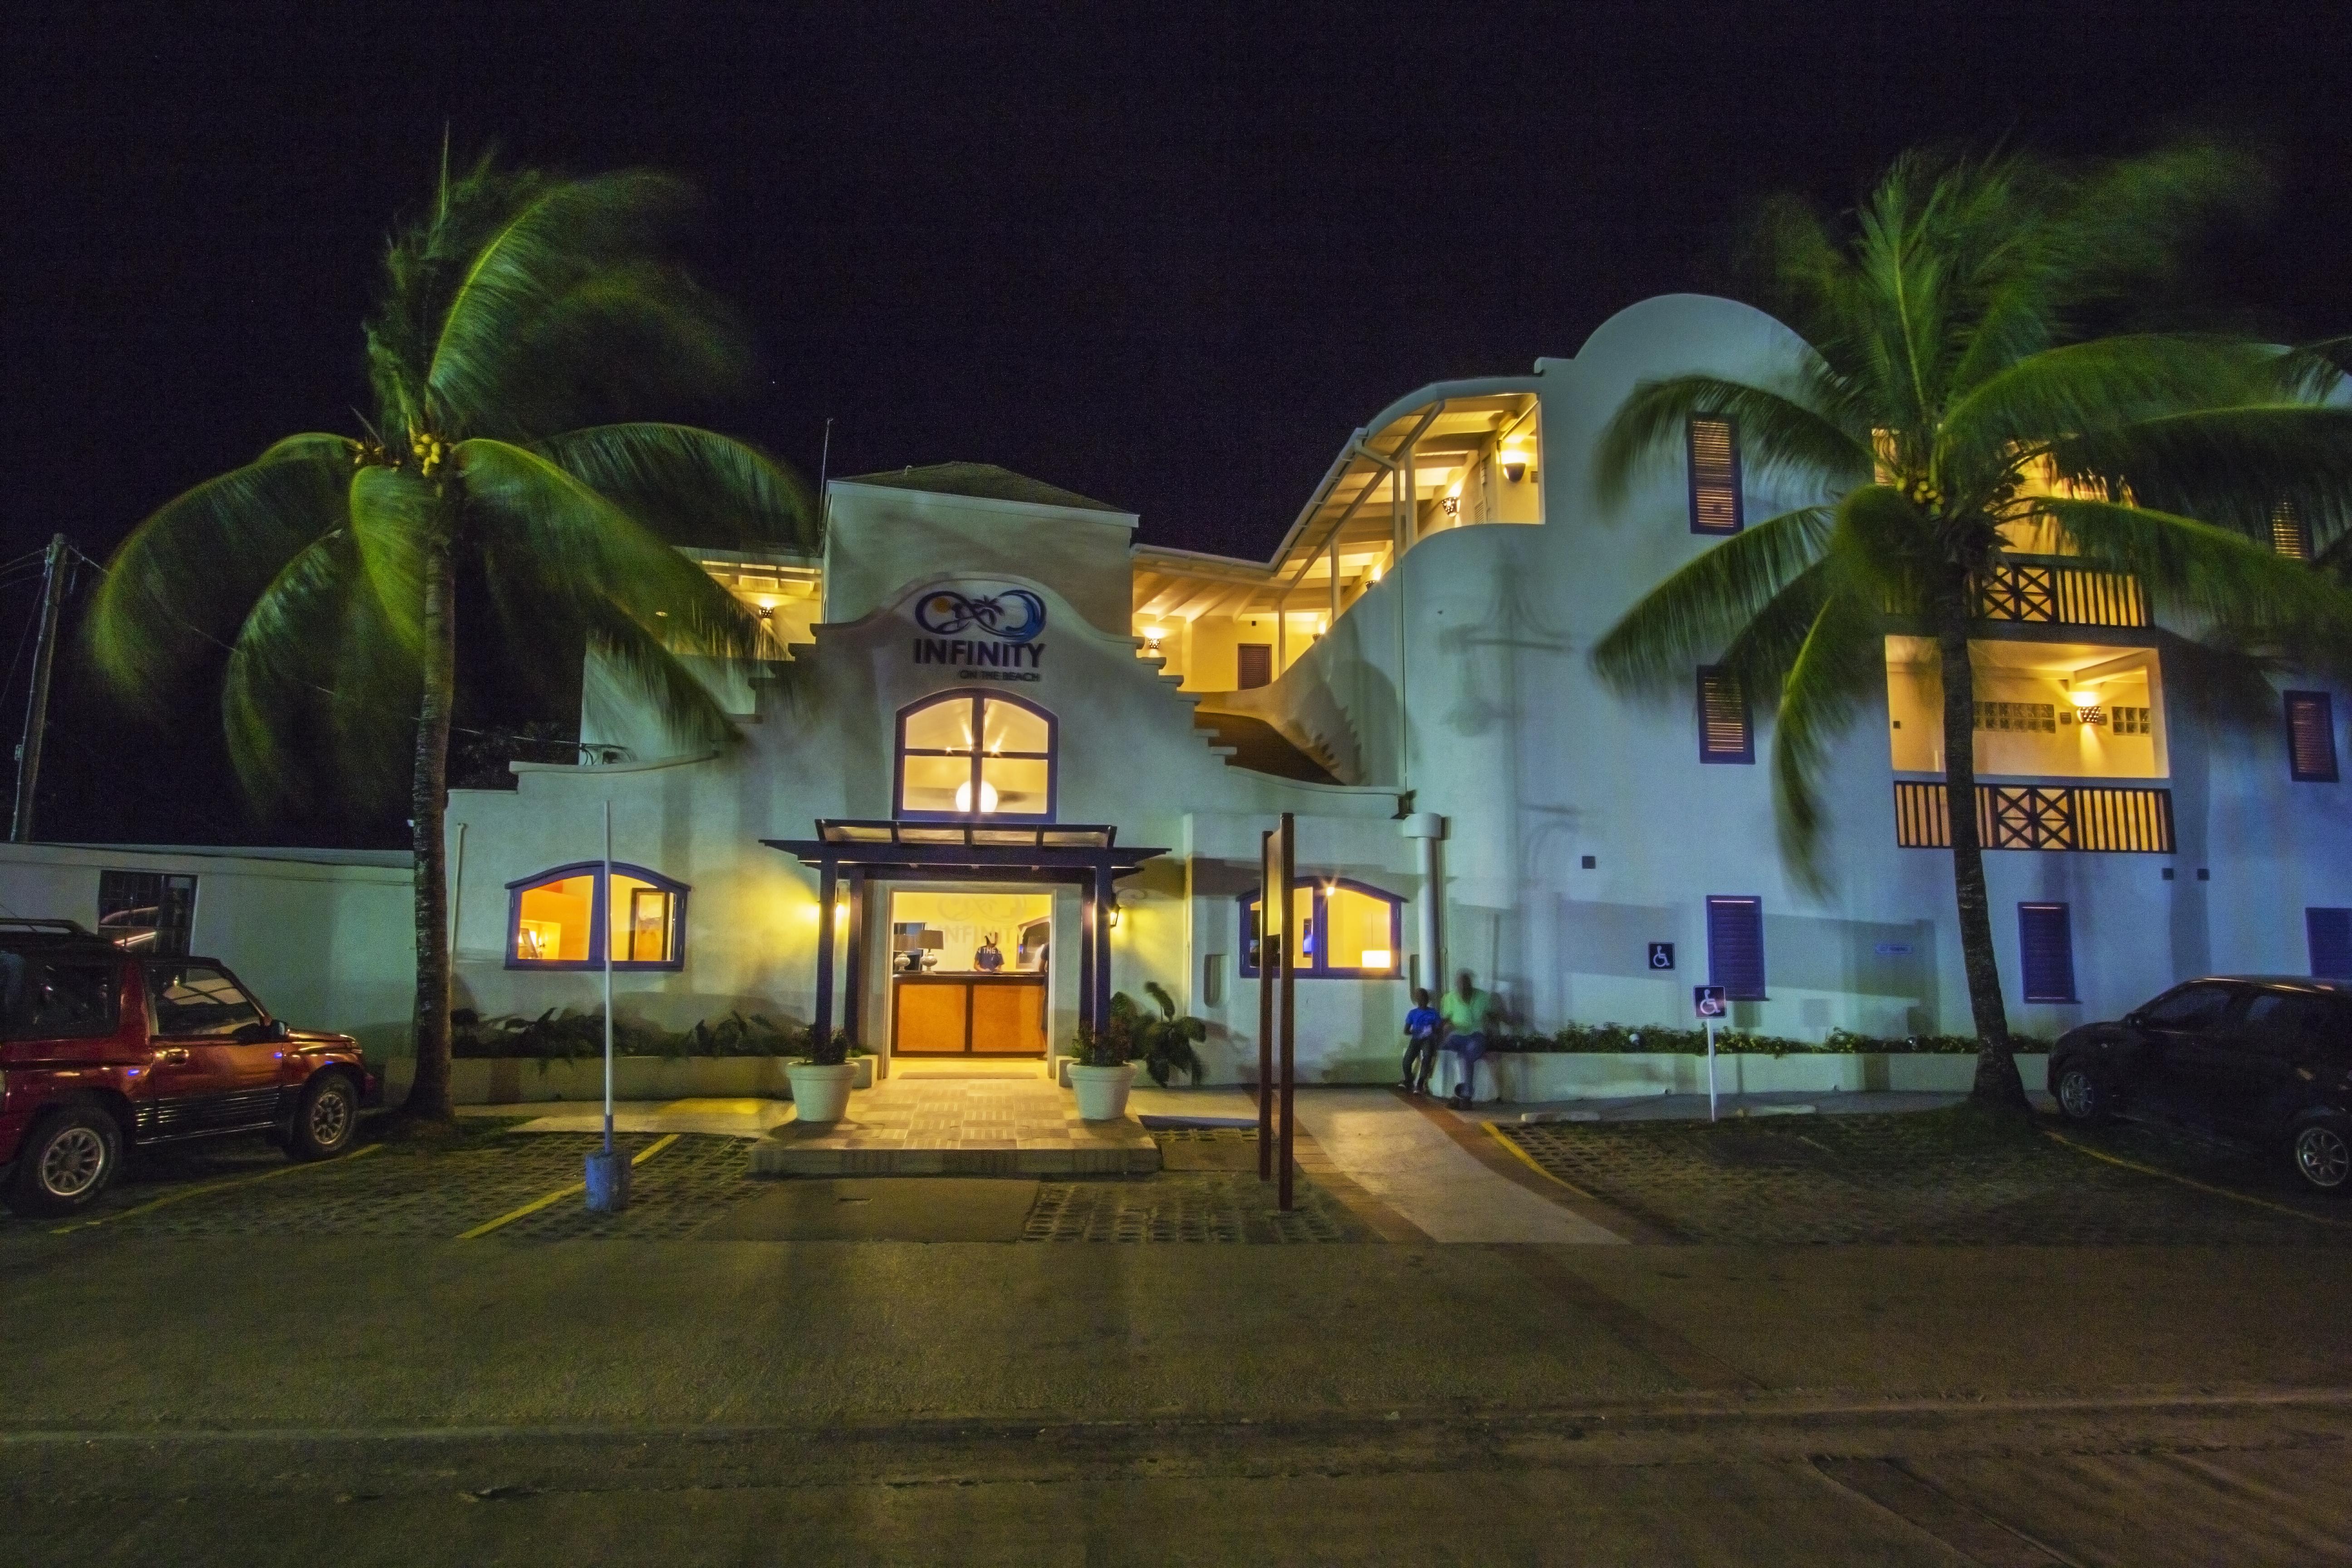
[1441,495,1460,517]
[1144,628,1164,656]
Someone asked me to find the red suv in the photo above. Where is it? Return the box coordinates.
[0,920,377,1217]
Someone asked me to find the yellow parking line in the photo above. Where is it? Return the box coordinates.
[456,1133,680,1240]
[2044,1130,2352,1230]
[1483,1118,1578,1186]
[53,1143,383,1235]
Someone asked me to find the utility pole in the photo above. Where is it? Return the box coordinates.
[11,533,69,843]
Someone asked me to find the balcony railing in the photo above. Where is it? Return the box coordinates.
[1893,780,2175,853]
[1973,559,2148,628]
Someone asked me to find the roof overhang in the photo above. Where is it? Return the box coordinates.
[763,820,1166,882]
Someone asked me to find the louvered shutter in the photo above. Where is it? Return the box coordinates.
[2018,903,2078,1003]
[1687,417,1743,535]
[2308,909,2352,980]
[1705,896,1766,999]
[2285,691,2339,782]
[1696,666,1754,763]
[2271,503,2313,560]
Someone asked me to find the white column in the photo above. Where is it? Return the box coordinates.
[1402,813,1446,994]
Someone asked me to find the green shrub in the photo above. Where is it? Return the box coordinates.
[450,1007,809,1060]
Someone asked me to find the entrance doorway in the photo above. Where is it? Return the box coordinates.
[887,889,1054,1058]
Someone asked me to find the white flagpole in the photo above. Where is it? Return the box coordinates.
[603,799,615,1153]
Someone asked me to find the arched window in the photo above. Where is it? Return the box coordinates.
[505,862,688,970]
[895,691,1058,821]
[1238,878,1401,979]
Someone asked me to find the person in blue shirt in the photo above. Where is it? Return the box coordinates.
[1398,987,1442,1095]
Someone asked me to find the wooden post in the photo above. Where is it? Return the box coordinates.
[1256,829,1275,1181]
[842,872,865,1047]
[1277,812,1297,1213]
[1092,862,1114,1037]
[813,858,838,1050]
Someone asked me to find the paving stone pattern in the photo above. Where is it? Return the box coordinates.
[1501,1112,2352,1245]
[750,1078,1159,1176]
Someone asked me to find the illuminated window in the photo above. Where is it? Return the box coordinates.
[895,691,1057,820]
[2271,503,2312,561]
[1687,416,1743,535]
[505,863,688,970]
[1239,879,1402,979]
[2286,691,2339,783]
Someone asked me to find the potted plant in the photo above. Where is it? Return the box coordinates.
[786,1029,858,1124]
[1067,1000,1141,1121]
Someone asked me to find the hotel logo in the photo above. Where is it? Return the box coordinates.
[910,583,1047,680]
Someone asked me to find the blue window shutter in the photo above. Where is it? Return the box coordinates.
[2310,908,2352,980]
[2285,691,2338,782]
[1696,666,1754,764]
[1705,896,1766,999]
[1687,417,1743,535]
[2018,903,2078,1003]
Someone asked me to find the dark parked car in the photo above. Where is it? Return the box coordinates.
[2048,976,2352,1194]
[0,920,376,1217]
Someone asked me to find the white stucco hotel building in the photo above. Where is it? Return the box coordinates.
[426,294,2352,1079]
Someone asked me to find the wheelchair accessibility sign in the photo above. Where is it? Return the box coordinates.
[1693,986,1727,1019]
[1646,942,1675,970]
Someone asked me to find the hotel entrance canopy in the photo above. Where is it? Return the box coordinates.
[764,821,1166,1052]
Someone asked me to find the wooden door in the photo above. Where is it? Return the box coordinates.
[1236,643,1272,690]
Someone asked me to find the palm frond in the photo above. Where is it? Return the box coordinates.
[1768,586,1890,887]
[1593,377,1868,512]
[532,423,813,551]
[576,601,740,753]
[425,172,744,438]
[1940,336,2278,492]
[347,465,443,656]
[1589,506,1834,692]
[2040,497,2352,670]
[2045,404,2352,546]
[86,435,351,706]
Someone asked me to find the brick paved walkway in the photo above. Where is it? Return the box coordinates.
[747,1076,1159,1176]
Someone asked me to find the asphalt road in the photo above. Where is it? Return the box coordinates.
[6,1231,2351,1564]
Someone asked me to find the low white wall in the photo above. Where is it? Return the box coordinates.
[1460,1051,2049,1103]
[380,1055,876,1106]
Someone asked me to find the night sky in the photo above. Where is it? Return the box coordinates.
[4,2,2345,846]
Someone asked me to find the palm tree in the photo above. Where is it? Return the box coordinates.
[1591,145,2352,1106]
[87,155,810,1122]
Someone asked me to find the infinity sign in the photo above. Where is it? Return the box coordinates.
[914,588,1048,644]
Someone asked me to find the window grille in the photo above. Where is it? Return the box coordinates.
[2018,902,2079,1003]
[1696,666,1754,763]
[1705,895,1766,1000]
[2310,908,2352,980]
[2285,691,2339,783]
[1686,417,1742,535]
[1974,701,2057,734]
[2271,502,2313,561]
[1893,782,2175,853]
[2111,706,2151,736]
[97,871,197,956]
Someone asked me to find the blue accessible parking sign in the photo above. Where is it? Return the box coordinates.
[1693,985,1727,1019]
[1647,942,1675,970]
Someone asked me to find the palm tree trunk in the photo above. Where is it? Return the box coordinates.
[403,531,459,1123]
[1935,589,2025,1107]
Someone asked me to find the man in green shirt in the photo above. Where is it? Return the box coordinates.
[1437,970,1499,1108]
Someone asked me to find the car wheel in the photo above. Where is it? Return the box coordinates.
[2289,1117,2351,1196]
[3,1105,124,1217]
[287,1073,358,1162]
[2054,1063,2109,1124]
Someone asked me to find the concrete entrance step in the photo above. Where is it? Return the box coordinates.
[748,1077,1159,1176]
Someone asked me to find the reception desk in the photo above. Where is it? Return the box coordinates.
[891,973,1048,1056]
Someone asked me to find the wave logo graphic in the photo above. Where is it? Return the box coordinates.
[913,587,1048,644]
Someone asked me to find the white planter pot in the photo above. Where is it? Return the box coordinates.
[1068,1063,1137,1121]
[786,1063,858,1124]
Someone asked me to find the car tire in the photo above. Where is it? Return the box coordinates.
[3,1105,124,1217]
[2053,1061,2110,1124]
[2288,1116,2351,1196]
[286,1073,358,1162]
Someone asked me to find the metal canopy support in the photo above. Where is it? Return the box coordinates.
[1255,829,1275,1182]
[1257,816,1298,1209]
[813,857,839,1050]
[856,879,875,1048]
[1077,882,1096,1037]
[1091,862,1114,1038]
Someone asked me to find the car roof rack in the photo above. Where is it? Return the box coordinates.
[0,918,95,935]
